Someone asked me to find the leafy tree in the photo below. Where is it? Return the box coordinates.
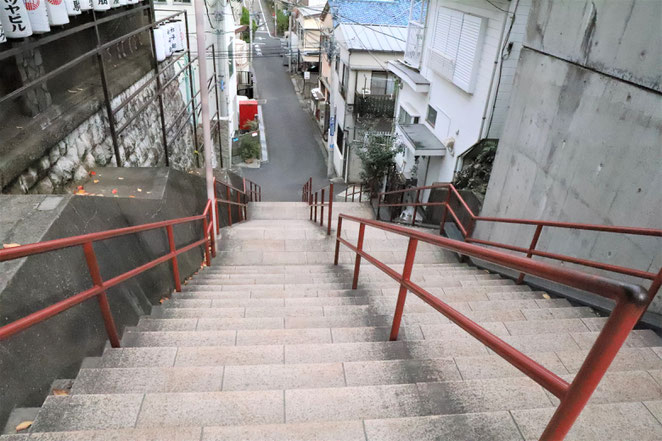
[356,135,402,198]
[239,7,258,43]
[277,10,288,35]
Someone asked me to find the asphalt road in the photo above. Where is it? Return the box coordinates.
[242,1,331,202]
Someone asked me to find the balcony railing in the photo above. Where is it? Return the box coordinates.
[404,21,425,68]
[355,94,396,119]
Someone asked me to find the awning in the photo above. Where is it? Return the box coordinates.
[397,123,446,156]
[388,60,430,93]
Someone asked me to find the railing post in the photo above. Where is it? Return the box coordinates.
[344,187,348,202]
[327,183,333,236]
[439,186,452,235]
[83,242,121,348]
[243,177,247,201]
[412,189,420,226]
[352,223,366,289]
[321,188,325,227]
[314,192,318,223]
[237,191,243,221]
[309,189,313,220]
[202,216,212,266]
[389,237,418,341]
[166,225,182,292]
[539,299,647,441]
[517,225,543,284]
[334,216,343,265]
[226,186,232,226]
[359,184,362,202]
[352,185,355,202]
[213,180,220,234]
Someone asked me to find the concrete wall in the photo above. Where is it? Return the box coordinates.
[478,0,662,314]
[0,168,214,427]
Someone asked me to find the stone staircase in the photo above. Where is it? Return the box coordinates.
[3,202,662,440]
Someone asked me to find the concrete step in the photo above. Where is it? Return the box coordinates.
[28,377,554,431]
[123,318,614,348]
[204,263,469,274]
[7,402,662,440]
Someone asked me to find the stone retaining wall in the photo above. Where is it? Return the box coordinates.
[4,65,202,194]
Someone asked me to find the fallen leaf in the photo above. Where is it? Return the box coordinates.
[3,243,20,248]
[118,177,124,180]
[542,293,551,299]
[137,188,142,192]
[93,179,99,184]
[15,421,32,432]
[52,388,69,396]
[89,171,96,176]
[77,185,84,190]
[159,297,168,304]
[112,189,118,194]
[129,195,136,198]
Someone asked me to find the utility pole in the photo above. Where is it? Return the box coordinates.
[193,0,218,246]
[213,0,234,169]
[273,0,277,37]
[287,10,292,72]
[326,34,336,178]
[248,10,253,65]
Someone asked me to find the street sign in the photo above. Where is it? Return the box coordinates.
[304,71,310,80]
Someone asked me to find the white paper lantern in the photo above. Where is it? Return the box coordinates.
[165,22,177,55]
[64,0,81,15]
[79,0,91,11]
[0,22,6,43]
[45,0,70,25]
[153,26,166,62]
[110,0,120,8]
[173,20,185,52]
[118,0,126,4]
[0,0,33,38]
[92,0,109,11]
[126,0,137,5]
[24,0,50,33]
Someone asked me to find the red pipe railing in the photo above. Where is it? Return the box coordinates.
[344,183,365,202]
[213,177,254,230]
[302,178,334,236]
[377,182,662,284]
[334,213,660,441]
[0,200,217,347]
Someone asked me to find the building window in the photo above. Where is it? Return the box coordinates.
[340,63,349,99]
[227,41,234,77]
[370,71,395,96]
[337,124,344,155]
[398,107,419,125]
[426,105,437,127]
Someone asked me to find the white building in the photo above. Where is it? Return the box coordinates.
[327,24,406,181]
[388,0,531,187]
[155,0,241,166]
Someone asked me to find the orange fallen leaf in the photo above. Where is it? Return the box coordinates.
[542,293,551,299]
[129,195,136,198]
[52,388,69,396]
[77,185,84,190]
[159,297,168,304]
[3,243,20,248]
[15,421,32,432]
[93,179,99,184]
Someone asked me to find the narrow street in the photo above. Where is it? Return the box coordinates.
[242,0,331,201]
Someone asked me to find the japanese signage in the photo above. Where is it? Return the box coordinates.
[0,0,32,38]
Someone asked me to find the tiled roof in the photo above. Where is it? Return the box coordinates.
[328,0,424,26]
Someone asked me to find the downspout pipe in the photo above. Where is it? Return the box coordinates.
[478,1,515,140]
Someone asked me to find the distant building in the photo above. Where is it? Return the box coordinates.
[388,0,530,188]
[320,0,416,182]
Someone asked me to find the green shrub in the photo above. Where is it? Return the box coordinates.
[240,136,261,161]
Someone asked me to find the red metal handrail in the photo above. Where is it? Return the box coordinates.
[343,183,365,202]
[377,182,662,284]
[302,177,334,236]
[213,177,251,229]
[243,177,262,202]
[335,213,659,441]
[0,199,217,347]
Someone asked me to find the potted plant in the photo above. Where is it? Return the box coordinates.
[240,136,261,163]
